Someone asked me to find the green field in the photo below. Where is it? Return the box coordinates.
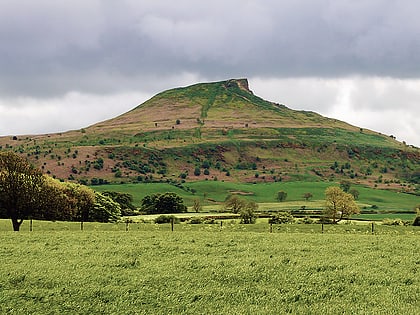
[0,223,419,314]
[92,181,419,213]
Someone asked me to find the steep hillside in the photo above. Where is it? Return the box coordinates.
[0,79,418,192]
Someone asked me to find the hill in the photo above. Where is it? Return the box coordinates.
[0,79,419,192]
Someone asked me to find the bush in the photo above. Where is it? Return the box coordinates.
[154,215,179,224]
[382,218,411,226]
[269,212,294,224]
[297,217,315,224]
[188,217,204,224]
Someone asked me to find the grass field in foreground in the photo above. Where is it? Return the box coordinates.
[0,227,419,314]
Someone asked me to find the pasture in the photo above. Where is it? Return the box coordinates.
[93,181,419,219]
[0,221,419,314]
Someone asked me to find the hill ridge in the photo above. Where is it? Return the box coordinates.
[0,78,418,190]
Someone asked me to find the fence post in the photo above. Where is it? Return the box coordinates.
[171,217,174,232]
[80,221,84,231]
[125,219,129,232]
[29,218,33,232]
[270,223,273,233]
[321,223,324,234]
[371,222,374,234]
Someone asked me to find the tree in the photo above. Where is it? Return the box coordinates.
[224,195,246,214]
[102,191,136,215]
[90,192,121,222]
[194,167,201,176]
[324,186,359,224]
[61,182,96,224]
[141,192,187,214]
[269,212,294,224]
[413,205,420,226]
[303,192,313,201]
[36,175,77,221]
[349,188,360,200]
[240,201,258,224]
[277,191,287,202]
[339,180,351,192]
[192,198,202,213]
[0,152,44,231]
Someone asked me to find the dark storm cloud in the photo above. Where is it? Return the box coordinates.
[1,0,420,97]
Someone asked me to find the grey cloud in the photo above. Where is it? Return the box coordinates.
[2,1,420,97]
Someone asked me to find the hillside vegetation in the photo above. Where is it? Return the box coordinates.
[0,79,418,193]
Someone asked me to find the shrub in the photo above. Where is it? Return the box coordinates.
[154,215,179,224]
[269,212,294,224]
[188,217,204,224]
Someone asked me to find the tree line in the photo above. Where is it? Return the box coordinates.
[0,152,133,231]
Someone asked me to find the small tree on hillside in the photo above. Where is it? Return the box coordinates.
[324,186,359,223]
[303,192,313,201]
[277,191,287,202]
[339,180,351,192]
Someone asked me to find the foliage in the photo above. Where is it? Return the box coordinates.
[154,214,179,224]
[141,192,187,214]
[0,152,44,231]
[269,212,295,224]
[303,192,313,201]
[349,188,360,200]
[413,205,420,226]
[339,180,351,192]
[324,186,360,223]
[239,201,258,224]
[192,198,202,213]
[101,191,136,216]
[90,192,121,222]
[277,190,288,202]
[224,195,246,214]
[61,182,96,222]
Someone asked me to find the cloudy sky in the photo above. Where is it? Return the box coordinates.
[0,1,419,146]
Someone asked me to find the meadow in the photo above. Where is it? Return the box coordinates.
[93,181,419,219]
[0,221,419,314]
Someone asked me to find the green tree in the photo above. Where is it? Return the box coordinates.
[0,152,44,231]
[303,192,313,201]
[141,192,187,214]
[339,180,351,192]
[224,195,246,214]
[90,192,121,222]
[194,167,201,176]
[239,200,258,224]
[413,205,420,226]
[61,182,96,224]
[349,188,360,200]
[324,186,359,224]
[102,191,136,216]
[277,191,287,202]
[269,212,294,224]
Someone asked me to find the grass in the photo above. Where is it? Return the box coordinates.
[0,224,419,314]
[92,181,419,213]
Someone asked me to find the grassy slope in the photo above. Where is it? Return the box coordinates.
[0,229,418,314]
[0,79,418,188]
[92,181,419,213]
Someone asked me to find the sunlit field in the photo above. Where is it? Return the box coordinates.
[1,221,419,314]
